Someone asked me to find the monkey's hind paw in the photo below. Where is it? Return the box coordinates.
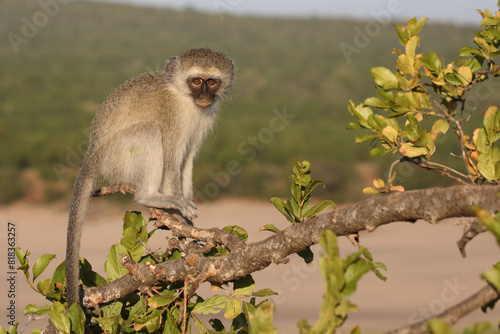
[136,196,197,220]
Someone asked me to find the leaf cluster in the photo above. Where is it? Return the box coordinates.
[269,160,336,264]
[270,160,336,225]
[10,212,280,334]
[297,230,375,334]
[349,12,500,191]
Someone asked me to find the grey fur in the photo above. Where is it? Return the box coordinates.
[66,48,234,306]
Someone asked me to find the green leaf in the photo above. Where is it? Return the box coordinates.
[36,279,53,297]
[355,134,379,144]
[78,258,107,288]
[405,35,419,60]
[270,197,295,224]
[421,51,442,75]
[148,290,176,308]
[396,54,415,75]
[394,24,409,46]
[458,46,480,57]
[431,119,450,134]
[120,225,147,262]
[457,66,473,85]
[480,16,500,26]
[289,197,300,221]
[348,100,374,128]
[444,72,463,86]
[478,147,500,180]
[49,302,71,334]
[96,302,123,334]
[410,17,428,37]
[474,207,500,245]
[371,67,399,90]
[51,261,66,288]
[164,309,181,334]
[14,248,26,265]
[370,147,391,157]
[224,297,241,320]
[427,318,452,334]
[104,244,129,280]
[365,97,391,109]
[376,86,395,103]
[297,246,314,265]
[367,114,387,133]
[303,178,326,201]
[122,211,147,231]
[484,105,499,141]
[381,125,400,144]
[304,200,336,219]
[363,187,382,194]
[209,318,225,332]
[342,259,372,298]
[474,36,491,59]
[347,122,362,130]
[24,303,50,316]
[234,275,255,296]
[223,225,248,242]
[15,248,29,280]
[243,301,277,334]
[476,129,488,154]
[68,303,86,334]
[192,295,229,315]
[399,142,428,158]
[260,224,280,234]
[482,262,500,291]
[291,178,300,203]
[252,288,278,297]
[32,254,56,282]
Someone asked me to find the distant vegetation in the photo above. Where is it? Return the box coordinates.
[0,0,494,204]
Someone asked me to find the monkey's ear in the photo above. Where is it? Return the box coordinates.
[165,56,180,77]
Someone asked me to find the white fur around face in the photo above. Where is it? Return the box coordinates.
[186,66,223,77]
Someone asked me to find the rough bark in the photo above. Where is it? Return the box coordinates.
[82,184,500,309]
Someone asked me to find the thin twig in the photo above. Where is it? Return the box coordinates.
[418,84,474,182]
[386,284,500,334]
[417,160,469,184]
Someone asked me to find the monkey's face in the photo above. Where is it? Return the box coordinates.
[187,76,222,108]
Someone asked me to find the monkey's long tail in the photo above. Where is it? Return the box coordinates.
[66,162,97,306]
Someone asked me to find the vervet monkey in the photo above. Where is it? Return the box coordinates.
[66,48,234,306]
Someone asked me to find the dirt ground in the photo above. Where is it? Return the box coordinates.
[0,198,499,333]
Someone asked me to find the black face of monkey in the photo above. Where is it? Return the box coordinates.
[187,76,222,108]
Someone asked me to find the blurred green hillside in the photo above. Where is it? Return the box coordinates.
[0,0,496,204]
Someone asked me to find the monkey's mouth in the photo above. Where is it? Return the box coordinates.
[195,99,212,108]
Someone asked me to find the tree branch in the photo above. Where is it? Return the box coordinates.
[457,218,488,258]
[386,284,500,334]
[82,185,500,310]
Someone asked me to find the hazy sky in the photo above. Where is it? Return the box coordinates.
[97,0,499,25]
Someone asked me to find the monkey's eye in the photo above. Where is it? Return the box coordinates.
[207,79,217,86]
[192,78,203,86]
